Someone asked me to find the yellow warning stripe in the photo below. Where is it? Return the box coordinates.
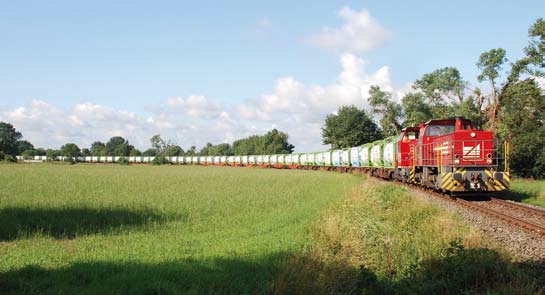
[485,168,510,191]
[441,172,455,190]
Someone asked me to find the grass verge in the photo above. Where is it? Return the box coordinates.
[503,179,545,208]
[273,179,545,294]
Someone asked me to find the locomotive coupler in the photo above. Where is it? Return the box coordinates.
[469,172,482,190]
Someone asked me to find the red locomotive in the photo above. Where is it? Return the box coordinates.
[393,117,510,194]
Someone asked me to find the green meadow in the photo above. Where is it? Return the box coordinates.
[0,164,543,294]
[0,164,360,294]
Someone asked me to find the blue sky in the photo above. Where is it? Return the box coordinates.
[0,1,543,151]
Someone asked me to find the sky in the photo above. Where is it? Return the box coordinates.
[1,0,543,152]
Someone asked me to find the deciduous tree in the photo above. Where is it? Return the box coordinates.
[322,105,382,149]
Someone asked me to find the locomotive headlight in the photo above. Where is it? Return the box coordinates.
[454,154,460,164]
[470,132,476,138]
[486,153,492,164]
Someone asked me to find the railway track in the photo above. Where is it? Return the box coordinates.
[453,197,545,237]
[396,181,545,237]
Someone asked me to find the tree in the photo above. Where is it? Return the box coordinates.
[106,136,133,156]
[401,92,433,126]
[0,122,22,156]
[129,148,142,156]
[368,85,403,136]
[199,143,214,156]
[262,129,294,154]
[476,48,507,130]
[91,141,107,156]
[150,135,167,154]
[17,140,34,154]
[22,149,37,160]
[322,105,382,149]
[209,143,232,156]
[142,149,157,156]
[164,145,184,156]
[46,149,60,160]
[81,148,92,157]
[413,67,466,118]
[499,79,544,178]
[60,143,81,160]
[35,148,46,156]
[524,18,545,76]
[185,146,197,156]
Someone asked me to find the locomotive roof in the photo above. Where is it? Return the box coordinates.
[424,116,471,126]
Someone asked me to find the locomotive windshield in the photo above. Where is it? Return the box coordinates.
[426,125,454,136]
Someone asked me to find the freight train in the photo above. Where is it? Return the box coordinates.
[19,117,510,194]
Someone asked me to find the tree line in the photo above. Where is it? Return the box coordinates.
[0,123,294,162]
[322,18,544,179]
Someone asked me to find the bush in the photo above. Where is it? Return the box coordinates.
[3,154,16,163]
[118,157,129,165]
[151,155,168,165]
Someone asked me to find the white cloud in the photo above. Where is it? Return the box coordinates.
[307,7,390,53]
[235,53,393,151]
[166,95,222,119]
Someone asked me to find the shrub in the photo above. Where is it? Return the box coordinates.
[3,155,16,163]
[152,155,168,165]
[118,157,129,165]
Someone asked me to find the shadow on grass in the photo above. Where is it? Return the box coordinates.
[274,245,545,295]
[0,253,289,295]
[0,207,178,241]
[1,247,544,295]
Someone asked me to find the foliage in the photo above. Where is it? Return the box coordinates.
[401,92,433,126]
[413,67,466,118]
[150,134,168,154]
[142,148,157,157]
[117,156,129,165]
[0,122,23,156]
[21,149,37,160]
[368,85,403,136]
[60,143,81,160]
[322,105,382,149]
[16,140,34,154]
[151,154,168,165]
[208,143,232,156]
[499,79,545,178]
[45,149,60,160]
[199,142,214,156]
[129,148,142,156]
[106,136,136,157]
[0,164,359,294]
[81,148,91,157]
[231,129,294,155]
[90,141,107,156]
[164,145,184,157]
[2,154,16,162]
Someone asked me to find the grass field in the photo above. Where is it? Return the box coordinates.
[504,179,545,208]
[0,164,360,294]
[1,164,543,294]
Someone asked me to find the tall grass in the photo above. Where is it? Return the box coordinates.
[273,179,544,294]
[0,164,361,294]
